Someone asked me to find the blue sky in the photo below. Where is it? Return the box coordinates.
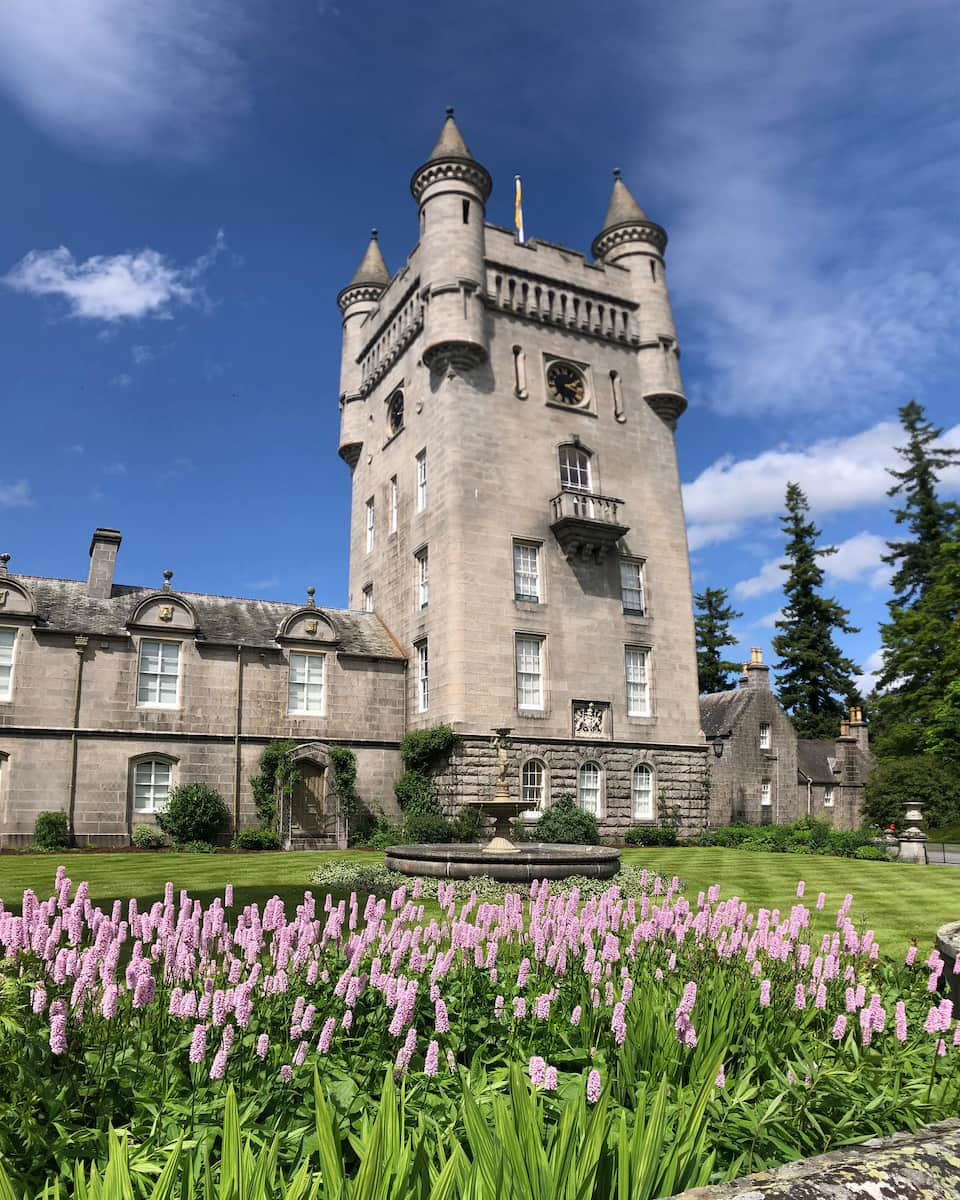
[1,0,957,694]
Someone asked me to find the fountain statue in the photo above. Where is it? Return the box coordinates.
[385,727,620,882]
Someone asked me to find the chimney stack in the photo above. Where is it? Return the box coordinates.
[843,704,869,756]
[87,528,122,599]
[743,647,770,690]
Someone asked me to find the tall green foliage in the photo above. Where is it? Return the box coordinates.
[771,483,860,739]
[881,401,959,607]
[694,588,743,694]
[250,741,301,832]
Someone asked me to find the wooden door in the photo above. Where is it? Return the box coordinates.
[292,763,328,836]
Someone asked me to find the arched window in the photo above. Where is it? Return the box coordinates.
[577,761,602,816]
[132,759,173,815]
[558,445,592,492]
[520,759,546,817]
[632,764,654,821]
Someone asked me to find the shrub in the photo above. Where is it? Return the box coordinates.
[399,725,461,773]
[394,770,437,813]
[157,784,229,846]
[449,804,484,842]
[854,844,889,861]
[33,811,70,851]
[536,794,599,845]
[404,810,453,844]
[624,825,679,847]
[698,818,880,859]
[131,824,166,850]
[234,829,281,851]
[366,828,404,850]
[181,840,215,854]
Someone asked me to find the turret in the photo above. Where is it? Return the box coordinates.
[592,170,687,428]
[337,230,390,466]
[410,108,491,372]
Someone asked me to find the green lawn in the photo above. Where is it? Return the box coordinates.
[2,847,957,959]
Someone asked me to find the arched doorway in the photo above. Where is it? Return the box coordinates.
[283,743,340,848]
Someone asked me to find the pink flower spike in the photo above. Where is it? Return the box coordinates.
[586,1069,602,1104]
[905,945,918,967]
[816,892,826,911]
[832,1014,847,1041]
[189,1025,206,1065]
[544,1066,558,1091]
[49,1014,67,1056]
[796,881,805,899]
[714,1064,725,1089]
[937,1038,947,1057]
[425,1040,439,1077]
[528,1055,547,1088]
[759,980,771,1007]
[279,1065,293,1083]
[256,1034,269,1059]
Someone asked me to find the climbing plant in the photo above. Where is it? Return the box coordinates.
[249,741,301,832]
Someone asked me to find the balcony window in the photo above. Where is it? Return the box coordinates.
[558,445,592,491]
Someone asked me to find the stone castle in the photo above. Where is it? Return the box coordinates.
[1,112,862,847]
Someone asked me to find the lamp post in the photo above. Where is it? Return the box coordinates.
[712,740,725,760]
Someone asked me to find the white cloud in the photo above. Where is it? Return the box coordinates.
[111,374,133,388]
[131,345,154,365]
[640,0,960,416]
[734,559,786,599]
[754,609,783,629]
[855,648,885,695]
[103,462,128,476]
[0,480,34,507]
[0,1,255,158]
[684,420,960,548]
[5,231,225,323]
[823,532,891,590]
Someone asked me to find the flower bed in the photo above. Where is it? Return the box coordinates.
[0,868,957,1197]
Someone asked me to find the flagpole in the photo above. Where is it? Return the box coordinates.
[514,175,525,244]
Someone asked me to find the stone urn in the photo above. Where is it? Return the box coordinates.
[898,800,928,865]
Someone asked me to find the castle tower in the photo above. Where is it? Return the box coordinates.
[339,115,707,836]
[337,230,391,467]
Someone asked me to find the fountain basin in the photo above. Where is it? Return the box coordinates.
[385,841,621,883]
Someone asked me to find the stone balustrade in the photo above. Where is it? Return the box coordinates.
[486,264,638,345]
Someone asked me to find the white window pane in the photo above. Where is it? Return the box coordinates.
[0,630,14,666]
[289,682,306,710]
[632,766,653,820]
[514,543,540,601]
[0,664,10,700]
[578,764,600,815]
[620,561,644,612]
[289,654,306,682]
[159,643,180,670]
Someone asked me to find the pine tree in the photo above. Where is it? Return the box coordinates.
[882,401,959,607]
[772,482,860,740]
[694,588,743,694]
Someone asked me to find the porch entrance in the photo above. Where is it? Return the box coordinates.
[291,762,331,838]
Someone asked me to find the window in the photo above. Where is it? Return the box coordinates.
[0,629,15,701]
[760,780,772,807]
[365,497,375,552]
[416,547,429,609]
[515,635,544,710]
[137,640,180,707]
[620,560,644,614]
[387,391,404,436]
[288,652,325,714]
[389,476,398,534]
[632,764,654,821]
[578,762,601,816]
[416,640,429,712]
[759,722,771,750]
[362,584,374,613]
[521,759,546,817]
[133,759,171,814]
[558,445,592,491]
[824,786,835,808]
[513,541,541,602]
[416,450,427,512]
[625,648,650,717]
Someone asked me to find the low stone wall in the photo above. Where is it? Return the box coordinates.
[672,1118,960,1198]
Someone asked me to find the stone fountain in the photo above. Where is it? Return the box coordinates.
[385,728,621,883]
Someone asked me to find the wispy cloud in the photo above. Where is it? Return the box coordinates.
[0,480,34,508]
[111,374,133,388]
[684,420,960,550]
[103,462,128,476]
[131,344,154,365]
[734,532,892,599]
[4,230,226,323]
[855,648,885,696]
[0,1,256,158]
[641,0,960,417]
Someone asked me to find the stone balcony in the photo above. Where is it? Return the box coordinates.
[550,489,629,559]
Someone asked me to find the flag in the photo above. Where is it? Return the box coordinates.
[514,175,524,244]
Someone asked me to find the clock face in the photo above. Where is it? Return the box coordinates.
[546,361,586,407]
[387,391,404,435]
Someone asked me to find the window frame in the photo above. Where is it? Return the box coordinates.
[416,450,427,513]
[361,584,374,614]
[760,779,772,807]
[759,722,771,750]
[515,633,545,712]
[625,646,651,717]
[287,650,327,716]
[823,786,835,808]
[513,539,542,603]
[619,558,645,616]
[558,444,593,492]
[136,638,181,709]
[132,757,173,816]
[632,763,655,822]
[416,640,429,712]
[389,476,399,534]
[577,761,602,817]
[365,497,375,553]
[520,758,546,819]
[415,546,429,610]
[0,627,17,703]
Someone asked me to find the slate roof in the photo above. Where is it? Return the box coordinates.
[345,231,390,290]
[13,576,406,660]
[698,688,752,738]
[426,108,475,163]
[600,171,648,231]
[797,739,839,783]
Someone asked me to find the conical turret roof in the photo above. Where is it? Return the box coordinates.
[426,106,475,162]
[600,169,647,231]
[345,229,390,290]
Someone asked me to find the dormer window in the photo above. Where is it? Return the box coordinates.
[0,629,15,701]
[137,640,180,707]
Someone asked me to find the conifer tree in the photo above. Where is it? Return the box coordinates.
[772,482,860,740]
[882,401,959,607]
[694,587,743,694]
